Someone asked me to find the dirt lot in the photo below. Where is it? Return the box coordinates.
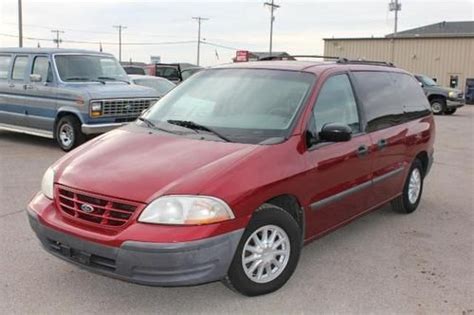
[1,107,473,314]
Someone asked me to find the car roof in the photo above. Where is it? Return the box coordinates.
[212,60,408,75]
[0,47,114,56]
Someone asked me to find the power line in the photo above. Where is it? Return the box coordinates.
[51,29,64,48]
[192,17,209,66]
[113,25,127,62]
[264,0,280,55]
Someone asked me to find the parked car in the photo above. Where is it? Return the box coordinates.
[0,48,159,151]
[129,75,175,96]
[415,74,465,115]
[122,65,146,75]
[28,59,435,296]
[145,63,203,83]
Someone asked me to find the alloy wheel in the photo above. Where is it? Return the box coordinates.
[241,225,291,284]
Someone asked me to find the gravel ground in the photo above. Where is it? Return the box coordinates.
[1,107,473,314]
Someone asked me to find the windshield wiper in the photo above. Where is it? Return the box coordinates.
[167,120,231,142]
[64,77,106,84]
[137,117,174,134]
[97,76,130,84]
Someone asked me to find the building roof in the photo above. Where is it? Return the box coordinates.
[0,47,112,55]
[386,21,474,38]
[324,21,474,41]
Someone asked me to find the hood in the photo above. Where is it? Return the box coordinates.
[428,85,462,94]
[65,82,159,99]
[54,125,259,203]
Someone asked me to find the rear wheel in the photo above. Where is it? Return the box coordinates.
[444,108,457,115]
[55,116,86,152]
[391,159,424,214]
[224,205,301,296]
[430,98,446,115]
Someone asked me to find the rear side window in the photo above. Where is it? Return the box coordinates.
[352,71,403,132]
[12,56,29,81]
[0,55,12,80]
[391,73,431,119]
[32,56,53,82]
[313,74,360,133]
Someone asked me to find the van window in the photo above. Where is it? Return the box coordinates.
[12,56,29,81]
[0,55,11,80]
[313,74,360,133]
[391,73,431,119]
[352,71,403,132]
[32,56,52,82]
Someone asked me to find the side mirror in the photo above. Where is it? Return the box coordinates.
[418,81,424,87]
[30,74,42,82]
[319,123,352,142]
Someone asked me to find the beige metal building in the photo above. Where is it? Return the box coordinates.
[324,21,474,97]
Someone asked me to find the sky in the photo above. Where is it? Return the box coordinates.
[0,0,473,66]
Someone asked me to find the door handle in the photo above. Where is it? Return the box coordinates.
[377,139,388,150]
[8,83,15,88]
[356,145,369,158]
[23,84,34,90]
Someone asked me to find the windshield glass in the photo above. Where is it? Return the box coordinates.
[417,75,438,86]
[55,54,128,82]
[133,78,175,94]
[143,69,315,144]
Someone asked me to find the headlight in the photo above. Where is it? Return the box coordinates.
[90,101,102,117]
[138,196,235,225]
[448,91,456,98]
[41,167,55,199]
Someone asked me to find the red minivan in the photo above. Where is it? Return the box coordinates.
[28,59,435,296]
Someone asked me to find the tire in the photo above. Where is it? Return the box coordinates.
[444,108,457,115]
[224,205,302,296]
[55,115,86,152]
[430,98,446,115]
[391,159,424,214]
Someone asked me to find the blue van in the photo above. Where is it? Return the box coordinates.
[0,48,159,151]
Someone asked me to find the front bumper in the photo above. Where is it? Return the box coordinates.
[446,99,465,109]
[81,123,127,135]
[28,210,243,286]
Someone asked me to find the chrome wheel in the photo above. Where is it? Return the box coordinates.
[241,225,290,284]
[431,102,443,114]
[408,168,422,204]
[59,123,74,147]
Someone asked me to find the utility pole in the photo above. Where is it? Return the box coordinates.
[51,29,64,48]
[264,0,280,55]
[113,25,127,62]
[18,0,23,47]
[389,0,401,62]
[192,17,209,66]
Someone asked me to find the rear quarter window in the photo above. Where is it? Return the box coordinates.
[390,73,431,119]
[352,71,403,132]
[0,55,12,80]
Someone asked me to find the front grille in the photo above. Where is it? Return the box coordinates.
[100,98,157,117]
[56,185,142,228]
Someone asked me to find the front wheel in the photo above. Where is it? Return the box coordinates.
[55,116,86,152]
[430,98,446,115]
[391,159,424,214]
[224,205,301,296]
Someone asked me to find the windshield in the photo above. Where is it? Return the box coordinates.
[417,75,438,87]
[142,69,315,144]
[133,78,175,94]
[55,54,128,82]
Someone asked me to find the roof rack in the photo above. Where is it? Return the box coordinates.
[256,54,395,67]
[336,58,395,67]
